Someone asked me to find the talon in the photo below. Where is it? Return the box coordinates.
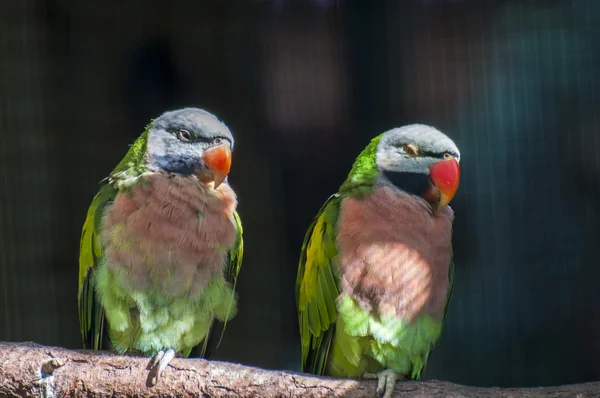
[146,348,176,386]
[377,374,386,396]
[363,369,399,398]
[147,350,165,370]
[384,373,397,398]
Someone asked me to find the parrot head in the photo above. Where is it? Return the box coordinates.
[376,124,460,209]
[145,107,234,188]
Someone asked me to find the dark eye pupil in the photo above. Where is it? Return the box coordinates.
[215,138,221,144]
[179,130,191,141]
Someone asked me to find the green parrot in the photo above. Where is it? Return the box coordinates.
[296,124,461,398]
[78,108,243,385]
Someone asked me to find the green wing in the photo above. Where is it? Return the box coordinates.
[195,209,244,358]
[78,130,150,350]
[78,182,117,350]
[296,194,342,375]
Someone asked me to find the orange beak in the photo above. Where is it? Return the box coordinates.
[429,157,460,208]
[201,142,232,188]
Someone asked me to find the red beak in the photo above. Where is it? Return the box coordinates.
[201,143,232,188]
[429,158,460,208]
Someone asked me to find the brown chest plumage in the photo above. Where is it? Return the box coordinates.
[336,185,454,321]
[101,173,237,296]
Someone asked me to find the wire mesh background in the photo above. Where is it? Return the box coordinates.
[1,0,599,388]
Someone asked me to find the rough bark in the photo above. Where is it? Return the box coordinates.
[0,342,598,397]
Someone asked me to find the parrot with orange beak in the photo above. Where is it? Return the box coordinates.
[78,108,243,385]
[296,124,460,398]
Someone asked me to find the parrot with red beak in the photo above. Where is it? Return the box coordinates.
[296,124,460,398]
[78,108,243,385]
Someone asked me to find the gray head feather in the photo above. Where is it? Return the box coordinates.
[145,107,234,175]
[153,107,234,147]
[376,124,460,175]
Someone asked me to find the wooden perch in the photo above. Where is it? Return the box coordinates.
[0,342,599,397]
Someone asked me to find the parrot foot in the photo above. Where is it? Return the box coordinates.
[146,348,176,386]
[363,369,402,398]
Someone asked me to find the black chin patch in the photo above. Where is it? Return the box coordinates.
[382,171,431,197]
[153,155,200,175]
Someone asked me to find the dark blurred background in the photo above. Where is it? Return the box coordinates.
[1,0,599,388]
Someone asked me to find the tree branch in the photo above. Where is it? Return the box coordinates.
[0,342,598,397]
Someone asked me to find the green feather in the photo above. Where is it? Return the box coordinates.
[78,183,116,350]
[296,194,342,375]
[339,133,383,195]
[109,122,152,179]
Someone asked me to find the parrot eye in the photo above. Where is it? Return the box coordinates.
[403,144,419,157]
[443,152,453,160]
[178,129,192,142]
[214,137,222,144]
